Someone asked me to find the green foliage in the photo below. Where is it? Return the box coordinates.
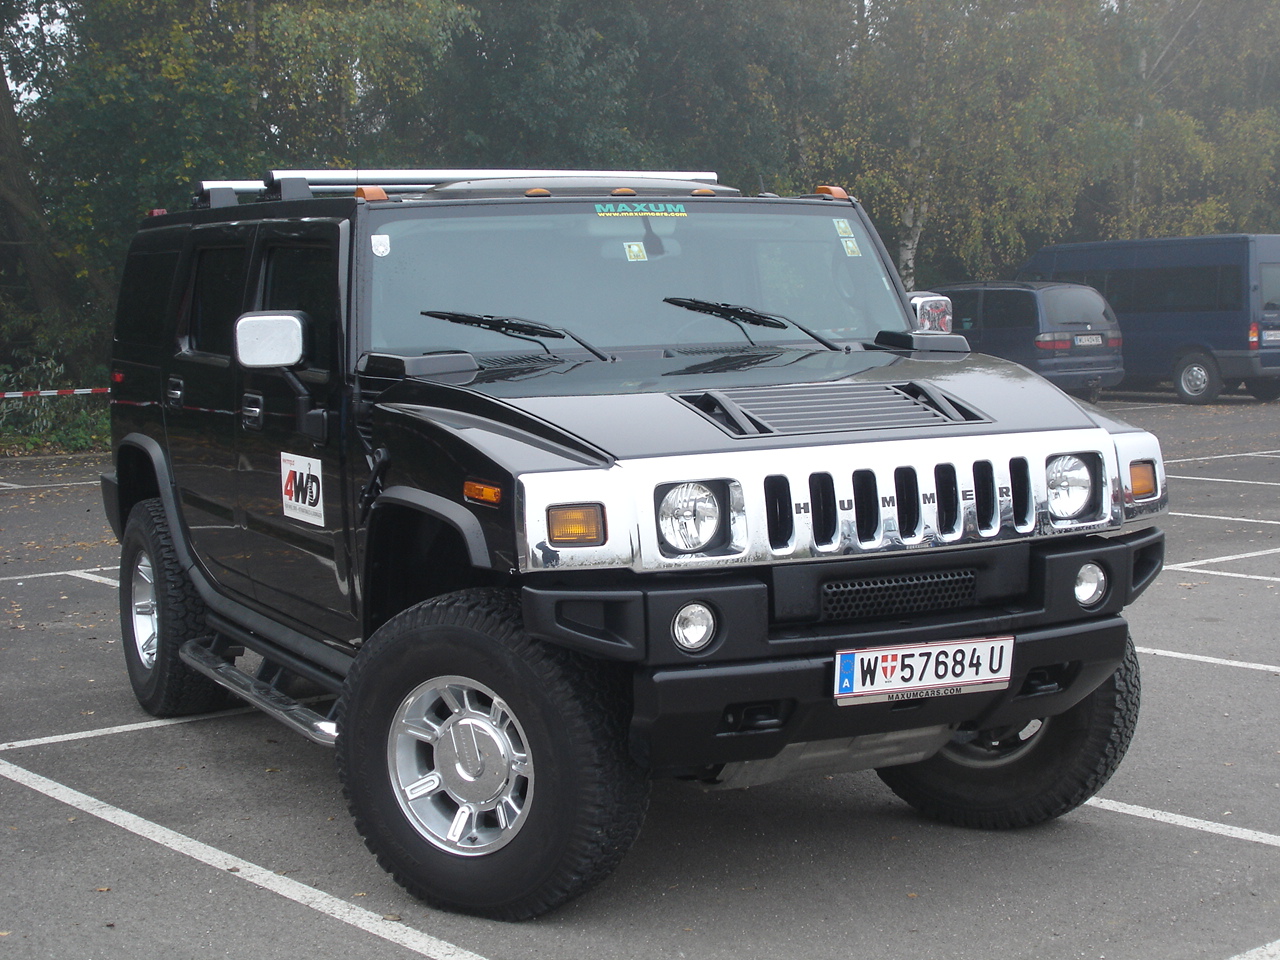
[3,0,1280,383]
[0,356,108,452]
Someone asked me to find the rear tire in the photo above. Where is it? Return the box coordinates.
[877,638,1140,829]
[119,499,229,716]
[1245,378,1280,402]
[336,589,648,920]
[1173,352,1222,404]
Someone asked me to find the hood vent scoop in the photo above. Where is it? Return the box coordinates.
[679,381,984,437]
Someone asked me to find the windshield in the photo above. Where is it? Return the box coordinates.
[364,199,909,357]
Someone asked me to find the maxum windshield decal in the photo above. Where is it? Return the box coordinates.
[595,202,688,217]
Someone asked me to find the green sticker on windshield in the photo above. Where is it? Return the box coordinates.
[842,238,862,257]
[595,202,688,217]
[624,242,648,261]
[833,219,854,237]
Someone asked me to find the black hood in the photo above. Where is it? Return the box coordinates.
[375,348,1100,462]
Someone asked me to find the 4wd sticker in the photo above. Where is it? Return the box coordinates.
[280,453,324,525]
[595,202,687,217]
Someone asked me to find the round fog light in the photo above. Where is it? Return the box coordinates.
[672,602,716,652]
[1074,562,1107,607]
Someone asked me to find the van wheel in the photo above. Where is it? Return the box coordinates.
[120,499,229,716]
[1245,378,1280,402]
[336,589,648,920]
[1173,352,1222,404]
[877,638,1140,829]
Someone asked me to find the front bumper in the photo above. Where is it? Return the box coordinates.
[523,526,1163,775]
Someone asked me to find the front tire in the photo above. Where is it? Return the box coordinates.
[1173,352,1222,404]
[119,499,228,716]
[336,589,648,920]
[877,638,1140,829]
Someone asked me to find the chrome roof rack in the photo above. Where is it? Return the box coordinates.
[195,168,721,207]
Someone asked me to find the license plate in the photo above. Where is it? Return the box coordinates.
[1074,334,1103,347]
[834,637,1014,704]
[1263,329,1280,342]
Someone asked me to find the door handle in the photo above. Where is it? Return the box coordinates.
[165,375,184,408]
[241,392,265,430]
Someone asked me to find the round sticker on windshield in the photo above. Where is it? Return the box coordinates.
[371,234,391,257]
[624,242,648,261]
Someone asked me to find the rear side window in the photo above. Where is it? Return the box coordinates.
[188,247,247,356]
[115,251,179,344]
[982,291,1037,329]
[1107,265,1242,313]
[1040,286,1115,327]
[1261,264,1280,310]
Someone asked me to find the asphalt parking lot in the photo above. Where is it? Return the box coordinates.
[1,389,1277,960]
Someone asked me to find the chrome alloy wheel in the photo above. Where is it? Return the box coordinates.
[940,719,1047,768]
[388,675,534,856]
[129,551,159,670]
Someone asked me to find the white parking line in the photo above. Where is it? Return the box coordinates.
[0,757,489,960]
[1086,798,1280,848]
[1137,646,1280,674]
[1171,511,1280,526]
[1166,545,1280,567]
[0,479,101,490]
[1165,449,1280,464]
[66,570,119,586]
[1227,940,1280,960]
[0,710,256,752]
[1167,474,1280,487]
[0,565,118,583]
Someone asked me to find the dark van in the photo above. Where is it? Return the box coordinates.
[931,281,1124,403]
[1018,235,1280,403]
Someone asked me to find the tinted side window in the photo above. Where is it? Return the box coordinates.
[1107,265,1241,313]
[983,291,1037,329]
[115,251,179,344]
[188,247,247,355]
[261,244,337,369]
[1262,264,1280,310]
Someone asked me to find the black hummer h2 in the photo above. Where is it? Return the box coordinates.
[102,169,1167,920]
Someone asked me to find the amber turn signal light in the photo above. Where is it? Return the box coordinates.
[1129,461,1157,499]
[547,504,606,546]
[463,480,502,505]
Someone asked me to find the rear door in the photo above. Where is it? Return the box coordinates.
[162,223,257,599]
[233,219,357,641]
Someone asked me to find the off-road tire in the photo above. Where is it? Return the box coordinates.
[876,638,1140,829]
[120,498,229,716]
[336,588,649,920]
[1173,352,1222,404]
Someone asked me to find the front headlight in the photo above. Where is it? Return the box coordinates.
[657,482,721,552]
[1046,454,1093,519]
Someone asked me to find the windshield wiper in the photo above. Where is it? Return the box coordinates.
[421,311,613,362]
[662,297,843,352]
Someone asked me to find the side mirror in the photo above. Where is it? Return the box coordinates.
[909,294,953,333]
[235,311,306,368]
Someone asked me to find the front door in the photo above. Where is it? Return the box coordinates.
[234,219,357,642]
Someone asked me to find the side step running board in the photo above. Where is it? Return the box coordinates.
[179,640,339,746]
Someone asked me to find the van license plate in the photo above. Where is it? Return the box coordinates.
[834,637,1014,704]
[1263,329,1280,342]
[1074,334,1103,346]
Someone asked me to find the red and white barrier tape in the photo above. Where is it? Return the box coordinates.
[0,387,109,399]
